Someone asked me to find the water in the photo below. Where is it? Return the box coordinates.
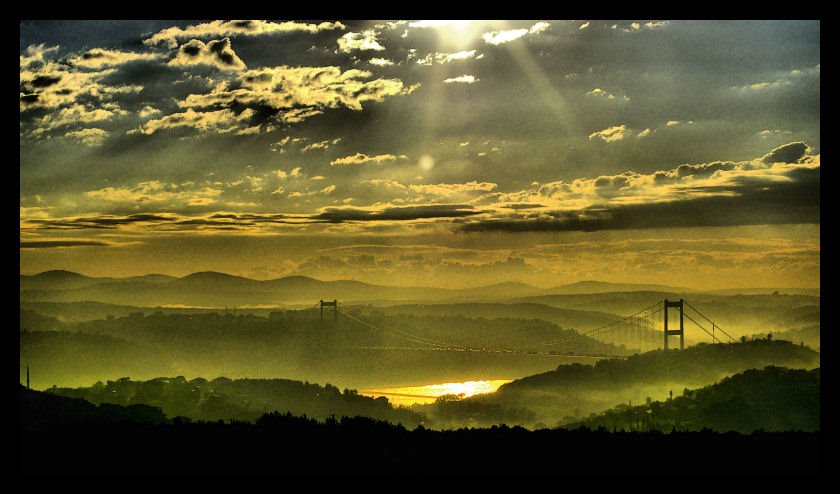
[360,379,513,407]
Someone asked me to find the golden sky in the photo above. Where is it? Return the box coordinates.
[20,20,820,289]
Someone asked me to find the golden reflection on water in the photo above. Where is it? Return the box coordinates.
[360,379,513,407]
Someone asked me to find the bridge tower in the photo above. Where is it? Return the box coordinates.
[663,299,685,350]
[320,299,338,325]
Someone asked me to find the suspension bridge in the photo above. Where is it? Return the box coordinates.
[310,298,737,359]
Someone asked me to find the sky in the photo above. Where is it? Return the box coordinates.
[19,20,820,289]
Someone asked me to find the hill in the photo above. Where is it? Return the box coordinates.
[18,270,693,307]
[19,385,820,473]
[567,366,820,433]
[21,309,627,390]
[20,385,167,431]
[20,270,95,290]
[365,302,623,333]
[48,376,423,427]
[548,280,691,294]
[417,339,820,429]
[513,291,820,339]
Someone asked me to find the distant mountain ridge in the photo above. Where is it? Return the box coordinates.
[21,270,703,307]
[547,280,693,294]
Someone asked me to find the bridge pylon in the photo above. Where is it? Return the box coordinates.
[320,299,338,325]
[663,299,685,350]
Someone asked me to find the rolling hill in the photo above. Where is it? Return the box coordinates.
[567,366,820,433]
[417,339,820,429]
[20,270,694,307]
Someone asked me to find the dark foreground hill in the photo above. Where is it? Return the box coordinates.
[568,366,820,433]
[418,339,820,429]
[20,387,819,473]
[48,375,422,427]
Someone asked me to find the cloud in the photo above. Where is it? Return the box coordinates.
[483,29,529,45]
[501,203,546,210]
[280,108,324,124]
[134,108,250,135]
[139,106,161,118]
[175,65,416,129]
[20,240,110,248]
[441,50,479,62]
[145,20,346,49]
[26,213,179,230]
[459,144,820,233]
[443,75,479,84]
[330,153,408,166]
[303,138,341,152]
[30,102,127,136]
[586,87,630,101]
[68,48,164,69]
[65,127,109,146]
[408,181,497,196]
[612,21,669,33]
[757,129,793,139]
[20,44,60,69]
[83,180,223,207]
[417,50,480,65]
[588,124,630,142]
[482,21,550,45]
[314,204,481,223]
[733,66,818,93]
[761,141,808,164]
[338,30,385,53]
[169,38,246,71]
[20,57,142,112]
[23,144,818,238]
[529,22,551,34]
[368,57,393,66]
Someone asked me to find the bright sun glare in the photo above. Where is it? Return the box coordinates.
[411,20,487,48]
[361,379,512,407]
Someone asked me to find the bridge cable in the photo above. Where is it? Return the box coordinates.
[682,312,721,343]
[523,302,663,349]
[683,301,736,342]
[337,309,470,350]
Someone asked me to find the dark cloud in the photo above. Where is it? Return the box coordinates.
[314,205,481,223]
[209,213,285,220]
[171,38,246,71]
[501,203,546,210]
[460,167,819,233]
[28,213,176,230]
[762,141,808,164]
[20,240,109,248]
[29,75,62,88]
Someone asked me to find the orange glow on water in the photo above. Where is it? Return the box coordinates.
[361,379,512,407]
